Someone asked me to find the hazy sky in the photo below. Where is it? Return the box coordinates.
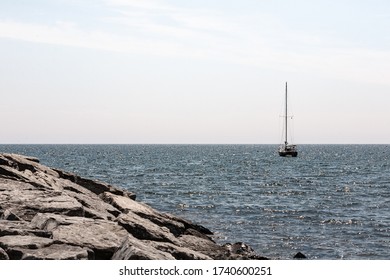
[1,0,389,144]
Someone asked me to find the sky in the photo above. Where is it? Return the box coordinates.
[1,0,390,144]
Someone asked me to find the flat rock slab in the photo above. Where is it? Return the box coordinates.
[0,220,51,238]
[30,213,129,259]
[0,235,54,249]
[21,244,92,260]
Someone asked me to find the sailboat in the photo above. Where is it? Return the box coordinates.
[278,82,298,157]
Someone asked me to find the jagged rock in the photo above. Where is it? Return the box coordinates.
[0,153,267,260]
[293,252,307,259]
[116,212,179,244]
[112,235,211,260]
[102,192,210,237]
[63,189,119,220]
[0,247,9,260]
[178,233,226,258]
[0,178,84,221]
[58,180,121,220]
[222,242,269,260]
[149,240,212,260]
[112,235,175,260]
[53,168,136,199]
[1,209,22,221]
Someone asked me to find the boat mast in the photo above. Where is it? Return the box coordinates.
[285,82,288,146]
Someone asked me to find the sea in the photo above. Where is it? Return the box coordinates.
[0,144,389,260]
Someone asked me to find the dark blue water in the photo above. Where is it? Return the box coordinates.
[1,144,389,259]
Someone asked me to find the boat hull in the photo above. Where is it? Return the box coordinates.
[278,150,298,157]
[278,144,298,157]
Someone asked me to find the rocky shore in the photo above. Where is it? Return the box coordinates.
[0,153,267,260]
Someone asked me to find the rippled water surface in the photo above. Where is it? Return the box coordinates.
[1,144,389,259]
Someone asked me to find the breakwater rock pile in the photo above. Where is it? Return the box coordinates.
[0,153,267,260]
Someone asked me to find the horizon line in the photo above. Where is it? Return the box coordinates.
[1,143,389,145]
